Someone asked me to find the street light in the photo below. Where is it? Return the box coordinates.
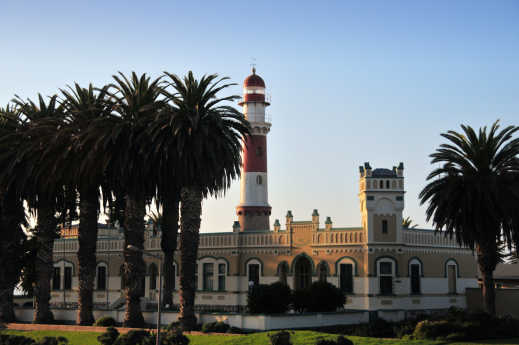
[126,245,162,345]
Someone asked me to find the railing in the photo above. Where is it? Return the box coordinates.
[313,230,364,245]
[402,229,461,248]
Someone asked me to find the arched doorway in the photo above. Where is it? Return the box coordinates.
[294,256,312,290]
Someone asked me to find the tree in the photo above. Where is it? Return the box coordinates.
[0,105,28,322]
[402,216,418,229]
[81,72,165,327]
[6,94,69,323]
[155,71,250,330]
[419,121,519,315]
[54,83,113,324]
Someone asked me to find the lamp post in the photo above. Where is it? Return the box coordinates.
[127,245,162,345]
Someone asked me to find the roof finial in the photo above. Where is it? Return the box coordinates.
[251,57,257,74]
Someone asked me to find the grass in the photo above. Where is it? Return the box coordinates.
[1,329,519,345]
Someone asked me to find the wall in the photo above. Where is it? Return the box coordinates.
[466,288,519,318]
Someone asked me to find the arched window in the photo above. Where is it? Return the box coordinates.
[317,262,328,282]
[408,258,422,295]
[149,263,157,290]
[120,265,126,290]
[445,259,458,294]
[278,262,288,285]
[247,259,262,287]
[96,263,107,291]
[379,180,384,189]
[217,263,226,291]
[336,257,355,294]
[376,257,396,295]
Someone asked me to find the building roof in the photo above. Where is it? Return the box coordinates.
[244,68,265,88]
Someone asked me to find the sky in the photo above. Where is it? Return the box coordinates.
[2,0,518,233]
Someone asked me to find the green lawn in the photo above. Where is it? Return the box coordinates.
[2,329,519,345]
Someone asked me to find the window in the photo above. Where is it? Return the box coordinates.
[448,264,457,294]
[256,175,263,185]
[396,196,403,201]
[64,267,72,290]
[382,220,388,234]
[218,264,226,291]
[379,261,393,295]
[203,263,214,290]
[318,263,328,282]
[386,180,390,188]
[339,263,353,293]
[53,267,61,291]
[379,180,384,189]
[149,264,157,290]
[410,264,420,294]
[97,266,106,291]
[195,264,198,290]
[367,196,374,201]
[248,264,260,286]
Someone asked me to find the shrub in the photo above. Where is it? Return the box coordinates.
[336,336,353,345]
[161,330,189,345]
[314,336,353,345]
[113,330,151,345]
[305,282,345,312]
[291,289,310,313]
[412,320,461,340]
[201,321,230,333]
[0,334,36,345]
[248,282,291,314]
[268,331,292,345]
[98,327,120,345]
[95,316,117,327]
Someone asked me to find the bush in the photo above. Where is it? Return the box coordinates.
[292,282,345,313]
[200,321,230,333]
[268,331,292,345]
[0,334,36,345]
[113,330,151,345]
[95,316,117,327]
[248,282,291,314]
[98,327,120,345]
[314,336,353,345]
[161,330,189,345]
[412,320,461,340]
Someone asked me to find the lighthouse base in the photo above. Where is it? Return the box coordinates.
[236,206,271,231]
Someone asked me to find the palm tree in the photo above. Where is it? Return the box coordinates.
[53,83,113,325]
[0,105,28,322]
[5,94,68,323]
[402,216,418,229]
[154,71,250,330]
[81,72,165,327]
[419,121,519,315]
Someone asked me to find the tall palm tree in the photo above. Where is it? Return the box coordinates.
[0,105,28,322]
[154,71,250,330]
[51,83,113,325]
[6,94,68,323]
[81,72,165,327]
[419,121,519,315]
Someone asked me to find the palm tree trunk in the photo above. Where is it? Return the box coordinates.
[0,189,26,322]
[178,186,202,331]
[161,190,179,308]
[34,203,58,323]
[122,192,145,328]
[76,187,99,325]
[476,243,498,315]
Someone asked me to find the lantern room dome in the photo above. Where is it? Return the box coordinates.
[243,68,265,88]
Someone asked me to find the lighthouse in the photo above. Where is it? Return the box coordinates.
[236,68,272,231]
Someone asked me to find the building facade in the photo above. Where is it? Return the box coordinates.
[50,70,479,313]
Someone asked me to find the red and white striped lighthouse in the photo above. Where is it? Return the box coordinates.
[236,68,272,231]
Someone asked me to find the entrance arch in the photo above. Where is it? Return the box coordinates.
[294,256,312,290]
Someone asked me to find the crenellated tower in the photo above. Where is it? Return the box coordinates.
[359,162,405,243]
[236,68,272,231]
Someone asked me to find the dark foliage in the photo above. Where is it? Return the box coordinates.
[97,327,120,345]
[248,282,292,314]
[268,331,292,345]
[94,317,117,327]
[315,336,354,345]
[200,321,230,333]
[292,282,345,313]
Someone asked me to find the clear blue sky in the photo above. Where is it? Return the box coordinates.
[2,1,518,232]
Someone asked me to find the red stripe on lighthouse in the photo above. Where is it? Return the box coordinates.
[243,135,267,172]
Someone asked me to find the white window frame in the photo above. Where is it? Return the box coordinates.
[95,262,108,291]
[377,258,396,295]
[408,258,422,295]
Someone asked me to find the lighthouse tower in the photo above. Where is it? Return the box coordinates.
[236,68,272,231]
